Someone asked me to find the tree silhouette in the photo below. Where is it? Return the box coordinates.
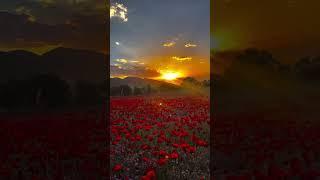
[181,77,200,86]
[30,74,71,108]
[237,48,280,68]
[133,86,143,95]
[223,49,282,88]
[146,84,152,94]
[0,80,29,110]
[75,80,102,106]
[110,86,121,96]
[295,56,320,81]
[120,85,132,96]
[202,80,210,87]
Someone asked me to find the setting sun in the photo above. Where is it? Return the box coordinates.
[160,70,183,81]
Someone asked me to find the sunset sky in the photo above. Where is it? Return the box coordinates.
[2,0,318,80]
[0,0,107,54]
[110,0,210,81]
[212,0,320,64]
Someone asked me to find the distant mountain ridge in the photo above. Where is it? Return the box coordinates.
[0,47,107,83]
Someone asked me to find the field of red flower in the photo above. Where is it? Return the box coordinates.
[110,96,210,179]
[0,109,107,179]
[213,107,320,180]
[3,96,320,179]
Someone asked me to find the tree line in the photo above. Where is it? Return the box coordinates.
[0,73,106,112]
[212,48,320,111]
[110,78,210,97]
[110,85,153,96]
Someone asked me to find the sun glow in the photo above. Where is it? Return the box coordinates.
[160,70,183,81]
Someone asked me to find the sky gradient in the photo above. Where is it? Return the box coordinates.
[212,0,320,64]
[110,0,210,81]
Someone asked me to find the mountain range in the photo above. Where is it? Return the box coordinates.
[0,47,107,83]
[0,47,208,89]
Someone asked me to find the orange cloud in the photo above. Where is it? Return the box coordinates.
[185,43,197,48]
[115,58,128,63]
[162,41,176,47]
[172,56,192,62]
[129,60,139,63]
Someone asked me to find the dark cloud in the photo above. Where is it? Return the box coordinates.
[6,0,106,24]
[0,0,108,53]
[0,11,108,53]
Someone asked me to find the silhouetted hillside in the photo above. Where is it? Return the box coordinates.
[42,47,106,83]
[0,50,43,81]
[0,47,107,111]
[0,47,106,83]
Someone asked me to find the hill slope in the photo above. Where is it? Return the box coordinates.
[0,47,107,83]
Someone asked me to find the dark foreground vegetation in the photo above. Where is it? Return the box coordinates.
[213,48,320,179]
[0,47,106,112]
[0,73,106,112]
[0,48,107,179]
[0,109,107,179]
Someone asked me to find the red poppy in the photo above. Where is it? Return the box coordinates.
[157,137,165,144]
[125,133,131,139]
[115,136,122,141]
[157,158,168,166]
[148,137,154,142]
[146,169,156,178]
[159,150,167,156]
[141,175,152,180]
[196,140,208,147]
[136,135,142,141]
[180,143,190,149]
[113,164,122,172]
[187,146,196,153]
[141,144,150,150]
[170,152,179,159]
[142,157,150,162]
[112,141,118,145]
[172,143,180,148]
